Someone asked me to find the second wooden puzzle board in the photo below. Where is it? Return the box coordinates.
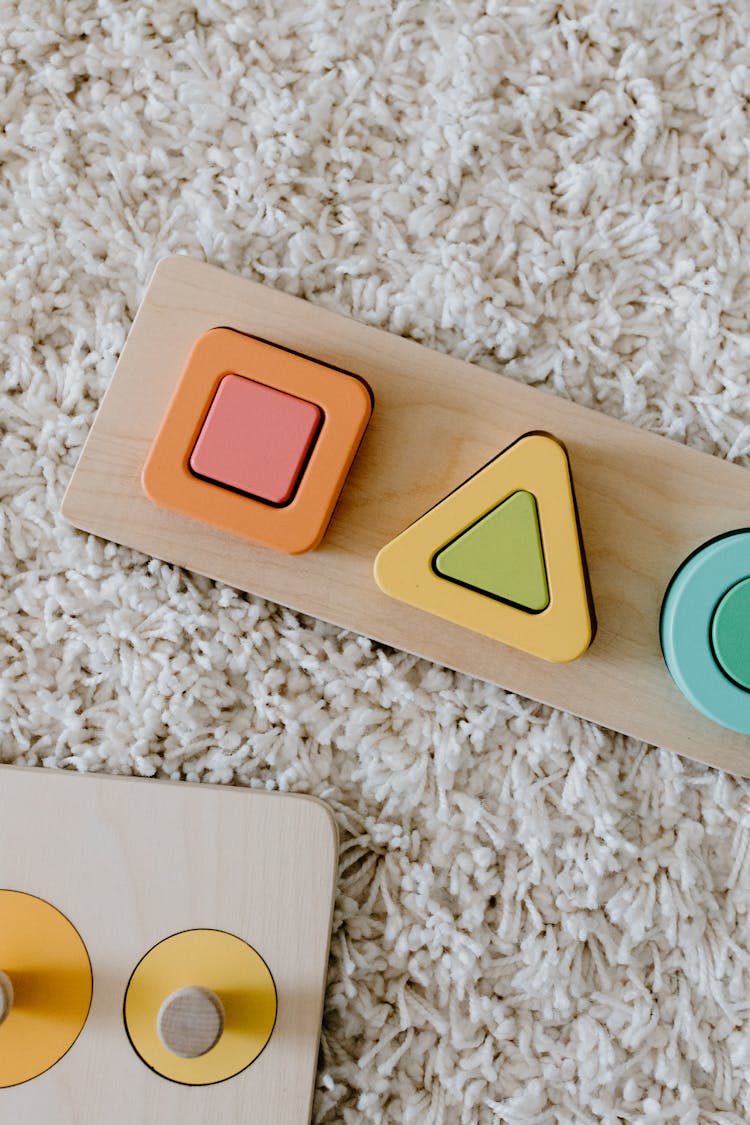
[63,256,750,776]
[0,768,336,1124]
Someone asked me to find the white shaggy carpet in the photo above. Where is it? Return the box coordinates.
[3,1,750,1121]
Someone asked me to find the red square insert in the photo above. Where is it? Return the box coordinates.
[189,374,322,505]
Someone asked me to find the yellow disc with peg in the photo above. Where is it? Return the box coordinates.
[0,890,93,1088]
[123,928,277,1085]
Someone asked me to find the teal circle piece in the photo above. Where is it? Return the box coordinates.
[711,577,750,690]
[660,531,750,734]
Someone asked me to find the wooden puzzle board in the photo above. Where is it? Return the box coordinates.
[0,767,337,1123]
[62,256,750,777]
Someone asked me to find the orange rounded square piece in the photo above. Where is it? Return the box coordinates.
[142,328,373,554]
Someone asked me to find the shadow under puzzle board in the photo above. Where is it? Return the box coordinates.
[0,766,337,1124]
[62,255,750,777]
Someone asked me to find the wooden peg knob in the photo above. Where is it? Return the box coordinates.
[0,971,14,1025]
[156,986,224,1059]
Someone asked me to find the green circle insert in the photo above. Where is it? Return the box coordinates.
[711,577,750,690]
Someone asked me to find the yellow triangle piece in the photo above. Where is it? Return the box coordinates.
[373,433,595,663]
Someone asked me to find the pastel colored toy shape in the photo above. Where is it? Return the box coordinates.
[0,891,92,1088]
[142,327,372,554]
[374,433,594,663]
[125,929,277,1085]
[189,374,322,505]
[434,489,549,611]
[661,531,750,733]
[711,576,750,691]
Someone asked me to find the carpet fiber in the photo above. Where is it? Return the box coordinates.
[2,2,750,1121]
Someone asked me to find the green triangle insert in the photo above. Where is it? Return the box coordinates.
[434,490,549,612]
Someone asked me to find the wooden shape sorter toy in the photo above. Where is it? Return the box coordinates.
[0,766,337,1123]
[63,255,750,776]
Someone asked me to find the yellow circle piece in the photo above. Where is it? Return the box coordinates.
[0,890,92,1088]
[124,929,277,1085]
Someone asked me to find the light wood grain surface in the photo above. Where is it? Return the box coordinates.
[62,255,750,776]
[0,767,337,1124]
